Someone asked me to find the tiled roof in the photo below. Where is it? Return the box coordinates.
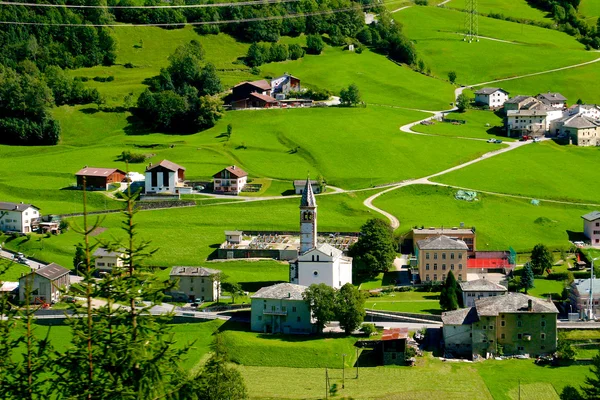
[582,211,600,222]
[249,92,277,103]
[381,327,409,341]
[413,227,474,235]
[93,248,124,258]
[506,109,547,117]
[474,87,507,95]
[475,293,558,316]
[214,165,248,178]
[294,180,318,187]
[34,263,70,280]
[537,92,567,102]
[251,282,308,300]
[315,243,343,258]
[563,115,599,129]
[417,235,468,250]
[224,230,243,236]
[459,279,507,292]
[505,95,534,104]
[572,279,600,296]
[0,202,38,212]
[442,307,479,325]
[75,167,125,177]
[235,79,271,91]
[169,266,221,277]
[146,160,185,172]
[300,177,317,208]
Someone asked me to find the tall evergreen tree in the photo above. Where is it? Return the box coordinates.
[521,262,535,294]
[439,271,460,311]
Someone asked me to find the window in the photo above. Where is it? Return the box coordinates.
[433,274,437,281]
[541,333,546,340]
[458,253,463,259]
[450,253,455,259]
[442,274,446,281]
[258,316,262,321]
[442,253,446,260]
[313,271,318,277]
[489,325,493,330]
[163,171,169,186]
[541,320,546,327]
[426,253,430,260]
[434,263,438,270]
[297,316,301,322]
[292,307,297,312]
[501,333,505,339]
[518,346,524,351]
[451,264,454,270]
[458,264,463,270]
[458,274,462,281]
[483,325,487,330]
[442,264,446,270]
[312,255,315,262]
[501,321,505,327]
[271,306,276,311]
[426,264,430,270]
[282,306,287,312]
[317,255,320,262]
[263,304,267,310]
[517,334,522,339]
[517,321,522,327]
[392,353,397,360]
[434,253,438,260]
[426,275,430,282]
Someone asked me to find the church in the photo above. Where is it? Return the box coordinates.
[289,178,353,289]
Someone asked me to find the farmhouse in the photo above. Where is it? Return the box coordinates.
[250,282,314,334]
[271,73,301,97]
[474,88,509,109]
[19,263,70,304]
[442,293,558,358]
[0,202,40,234]
[213,165,248,195]
[582,211,600,246]
[93,248,124,273]
[537,92,567,109]
[294,179,321,195]
[503,95,539,113]
[145,160,188,195]
[569,278,600,319]
[415,235,468,283]
[231,80,279,109]
[459,278,507,308]
[75,167,126,191]
[169,266,221,302]
[559,115,600,146]
[505,109,547,137]
[289,179,352,289]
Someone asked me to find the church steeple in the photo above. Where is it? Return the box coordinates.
[299,176,317,253]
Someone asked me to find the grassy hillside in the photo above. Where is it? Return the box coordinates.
[580,0,600,20]
[396,6,596,84]
[430,141,600,204]
[373,185,597,251]
[411,109,512,140]
[445,0,551,22]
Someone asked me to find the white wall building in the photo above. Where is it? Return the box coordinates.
[567,104,600,120]
[474,88,509,109]
[93,248,125,272]
[459,279,507,308]
[537,92,567,109]
[506,109,547,137]
[289,179,352,289]
[0,202,40,234]
[582,211,600,247]
[213,166,248,195]
[145,160,186,194]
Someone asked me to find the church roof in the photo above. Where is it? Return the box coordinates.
[300,177,317,208]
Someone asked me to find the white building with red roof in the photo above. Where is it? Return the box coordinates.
[212,165,248,195]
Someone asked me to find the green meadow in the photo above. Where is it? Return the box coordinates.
[411,109,513,140]
[430,141,600,204]
[373,185,596,251]
[365,291,442,314]
[580,0,600,20]
[445,0,551,22]
[396,6,596,84]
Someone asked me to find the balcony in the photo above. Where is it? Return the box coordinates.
[264,309,287,316]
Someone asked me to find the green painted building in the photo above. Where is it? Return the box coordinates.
[251,283,315,334]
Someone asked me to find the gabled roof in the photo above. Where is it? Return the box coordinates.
[537,92,567,102]
[572,279,600,296]
[506,109,547,117]
[76,167,125,177]
[505,95,534,104]
[442,307,479,325]
[381,327,409,341]
[29,263,70,281]
[459,279,507,292]
[563,115,599,129]
[300,177,317,208]
[0,202,39,212]
[417,235,468,251]
[93,248,124,258]
[315,243,342,258]
[213,165,248,178]
[251,282,308,300]
[234,79,271,91]
[274,73,300,81]
[224,230,243,236]
[169,266,221,277]
[582,211,600,222]
[474,87,508,95]
[475,293,558,316]
[146,160,185,172]
[249,92,278,103]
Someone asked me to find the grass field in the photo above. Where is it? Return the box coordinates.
[0,259,34,282]
[527,278,565,300]
[366,291,441,314]
[373,185,597,252]
[396,6,596,84]
[445,0,551,22]
[411,109,513,140]
[430,141,600,204]
[580,0,600,19]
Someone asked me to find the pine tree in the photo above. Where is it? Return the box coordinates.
[582,352,600,399]
[521,262,535,294]
[439,271,459,311]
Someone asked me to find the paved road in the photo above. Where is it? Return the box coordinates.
[0,248,46,270]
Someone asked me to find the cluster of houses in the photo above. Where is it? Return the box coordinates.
[229,73,314,110]
[474,88,600,146]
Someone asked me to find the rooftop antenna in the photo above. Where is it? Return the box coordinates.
[463,0,479,43]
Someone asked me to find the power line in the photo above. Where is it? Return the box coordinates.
[0,0,400,27]
[0,0,299,9]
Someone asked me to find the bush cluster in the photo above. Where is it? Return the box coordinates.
[246,42,306,67]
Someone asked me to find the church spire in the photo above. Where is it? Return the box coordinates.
[300,176,316,208]
[299,176,317,253]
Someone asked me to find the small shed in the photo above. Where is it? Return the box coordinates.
[294,180,321,195]
[225,230,243,244]
[379,327,409,365]
[75,167,126,190]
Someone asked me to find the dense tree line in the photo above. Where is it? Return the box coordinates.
[246,42,305,67]
[136,40,224,132]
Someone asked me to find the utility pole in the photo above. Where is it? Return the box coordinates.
[325,368,329,399]
[589,256,599,320]
[356,347,359,379]
[342,353,346,389]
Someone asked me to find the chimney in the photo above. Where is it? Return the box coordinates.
[232,165,236,169]
[527,299,533,312]
[149,162,153,167]
[288,292,291,298]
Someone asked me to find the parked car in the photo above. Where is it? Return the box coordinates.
[487,138,495,143]
[18,258,29,266]
[494,139,503,143]
[533,137,541,143]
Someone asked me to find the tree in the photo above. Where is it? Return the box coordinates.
[335,283,365,335]
[73,243,85,273]
[456,93,470,112]
[531,243,553,275]
[306,35,325,55]
[582,352,600,399]
[560,385,584,400]
[448,71,457,83]
[340,83,362,107]
[303,284,336,333]
[556,339,576,361]
[222,281,244,304]
[246,43,265,67]
[439,271,460,311]
[577,98,584,105]
[226,123,233,140]
[521,262,535,293]
[349,218,396,278]
[198,63,223,96]
[288,43,305,60]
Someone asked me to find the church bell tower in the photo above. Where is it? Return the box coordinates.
[299,177,317,253]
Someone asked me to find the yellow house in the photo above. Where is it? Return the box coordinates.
[416,235,468,283]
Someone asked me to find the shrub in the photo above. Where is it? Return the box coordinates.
[306,35,325,55]
[119,150,147,163]
[546,272,570,281]
[124,63,134,68]
[360,323,376,336]
[250,67,261,75]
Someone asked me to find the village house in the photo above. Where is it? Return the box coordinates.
[567,104,600,120]
[289,179,352,289]
[225,230,243,244]
[442,293,558,359]
[537,92,567,109]
[271,73,301,97]
[0,202,40,234]
[474,88,509,109]
[415,235,468,283]
[569,278,600,319]
[169,266,221,302]
[231,80,279,109]
[19,263,70,304]
[505,109,548,137]
[503,95,539,113]
[582,211,600,246]
[93,248,125,273]
[75,167,126,191]
[459,279,507,308]
[293,179,321,195]
[250,282,314,334]
[213,165,248,195]
[144,160,187,195]
[559,115,599,146]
